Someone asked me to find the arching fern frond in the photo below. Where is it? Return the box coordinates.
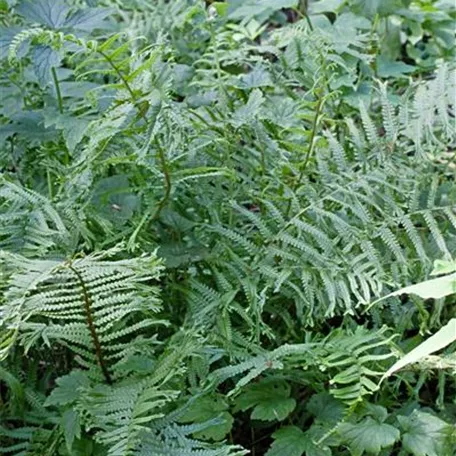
[0,247,165,383]
[0,179,69,255]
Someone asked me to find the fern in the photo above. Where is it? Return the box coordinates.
[0,179,69,255]
[208,326,396,405]
[0,247,165,383]
[1,1,456,455]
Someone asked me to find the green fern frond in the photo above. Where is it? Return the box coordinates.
[0,247,164,382]
[0,179,69,255]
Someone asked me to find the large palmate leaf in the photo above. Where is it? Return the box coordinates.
[234,379,296,421]
[178,394,234,441]
[16,0,70,29]
[91,175,140,225]
[0,26,28,60]
[43,112,89,152]
[64,8,113,30]
[32,45,61,87]
[376,55,416,78]
[45,371,90,407]
[338,417,400,455]
[61,408,81,451]
[266,426,331,456]
[310,0,345,14]
[16,0,111,31]
[306,393,345,424]
[0,111,58,144]
[228,0,300,21]
[398,410,455,456]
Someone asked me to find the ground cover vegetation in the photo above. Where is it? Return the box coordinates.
[0,0,455,454]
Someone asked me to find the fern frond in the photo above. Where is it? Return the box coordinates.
[0,247,164,382]
[0,179,69,255]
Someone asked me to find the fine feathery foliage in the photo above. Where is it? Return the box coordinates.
[0,0,455,455]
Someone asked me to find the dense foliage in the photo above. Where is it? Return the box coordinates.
[0,0,455,455]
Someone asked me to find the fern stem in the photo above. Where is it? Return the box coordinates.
[315,402,358,446]
[298,92,324,183]
[46,168,53,199]
[286,90,325,216]
[98,49,137,103]
[150,145,172,223]
[293,2,314,31]
[68,264,112,384]
[51,67,63,114]
[98,49,172,224]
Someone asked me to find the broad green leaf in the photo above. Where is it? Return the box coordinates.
[32,45,61,88]
[431,259,456,276]
[62,409,81,451]
[64,8,113,30]
[266,426,331,456]
[0,26,29,60]
[62,118,89,152]
[212,2,229,16]
[363,403,389,422]
[178,395,233,441]
[159,208,195,232]
[306,393,344,424]
[232,89,265,127]
[0,111,58,143]
[252,397,296,421]
[264,97,300,128]
[16,0,70,29]
[335,12,371,30]
[338,417,400,455]
[390,274,456,300]
[91,175,139,224]
[234,379,296,421]
[310,0,345,14]
[262,0,300,8]
[45,371,89,406]
[382,318,456,379]
[398,410,454,456]
[229,0,299,21]
[43,111,89,152]
[352,0,412,18]
[236,67,273,89]
[377,55,416,78]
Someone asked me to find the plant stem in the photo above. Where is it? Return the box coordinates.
[68,264,112,384]
[47,168,53,199]
[51,67,63,114]
[150,145,172,223]
[297,97,323,175]
[294,3,314,31]
[298,93,324,182]
[98,49,172,223]
[286,91,325,216]
[98,49,138,103]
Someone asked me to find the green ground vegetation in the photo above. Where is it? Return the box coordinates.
[0,1,455,455]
